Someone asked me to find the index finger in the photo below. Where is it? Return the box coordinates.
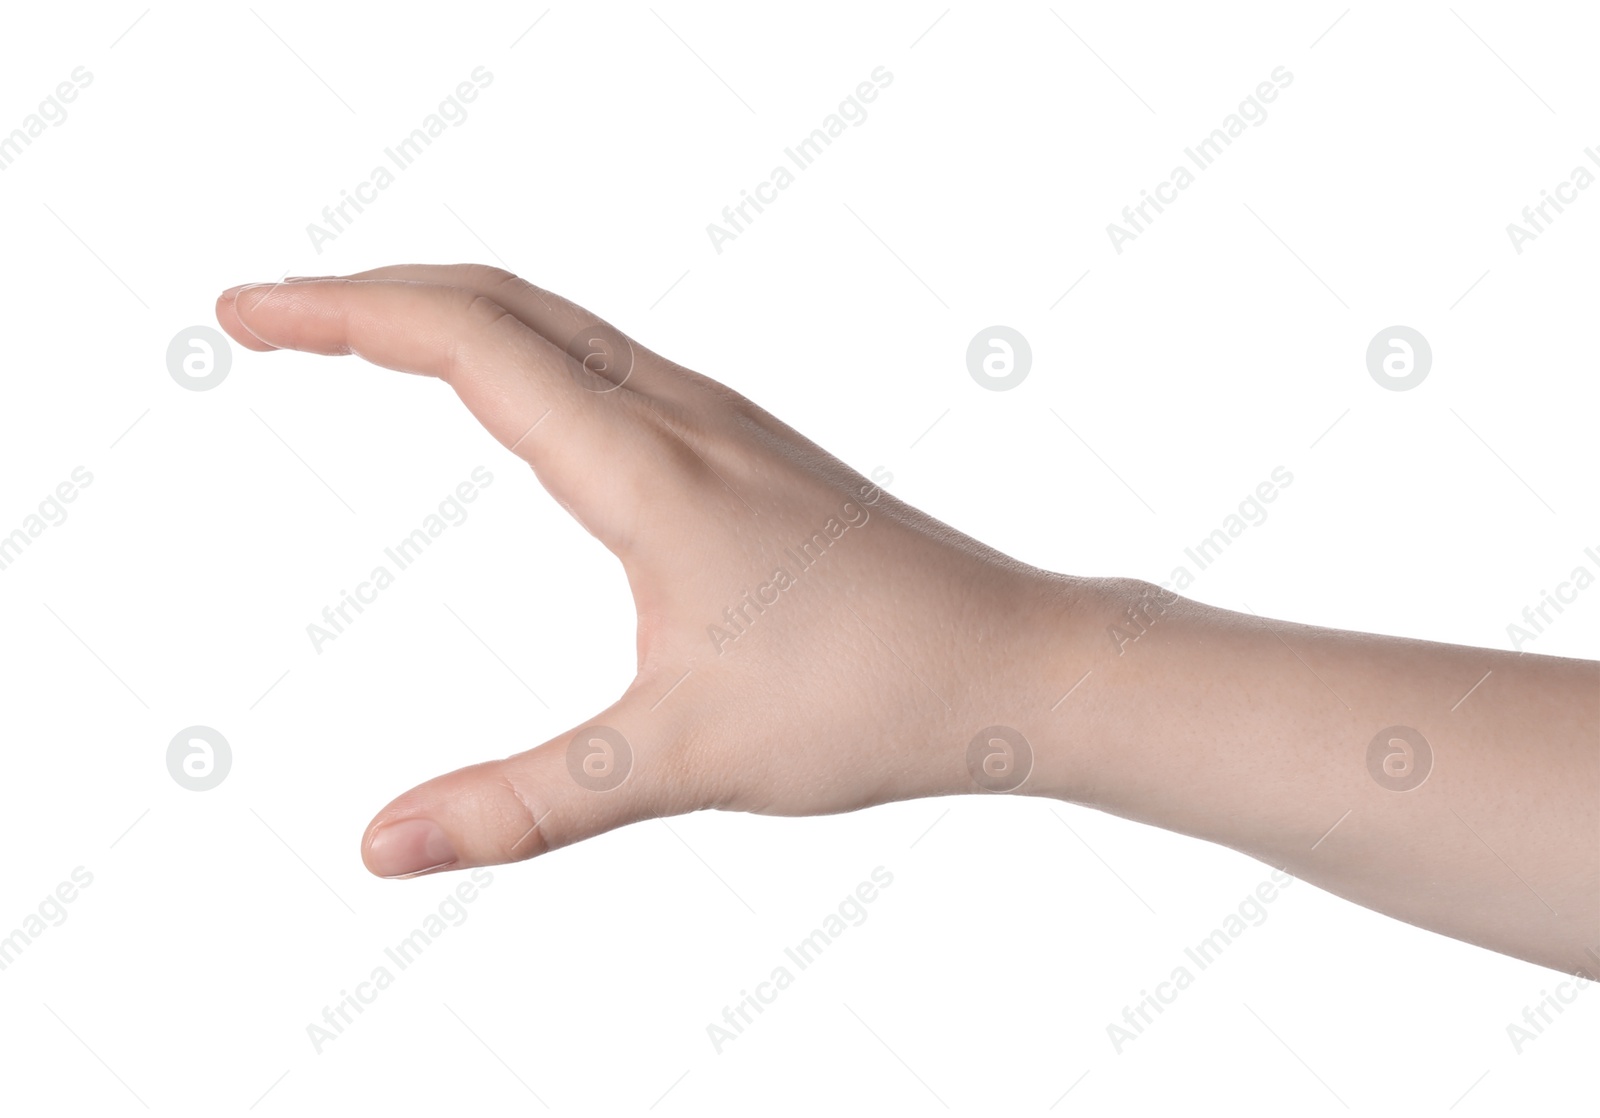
[216,277,628,463]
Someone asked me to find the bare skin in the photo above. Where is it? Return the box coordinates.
[215,264,1599,976]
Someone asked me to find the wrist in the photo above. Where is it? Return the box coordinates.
[998,573,1180,807]
[944,568,1129,804]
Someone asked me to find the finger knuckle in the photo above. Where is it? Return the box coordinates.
[462,291,516,331]
[495,772,554,862]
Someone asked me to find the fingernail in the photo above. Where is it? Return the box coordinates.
[368,819,457,878]
[232,282,275,311]
[218,282,273,308]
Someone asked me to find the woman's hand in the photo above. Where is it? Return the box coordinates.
[217,264,1090,879]
[218,263,1598,976]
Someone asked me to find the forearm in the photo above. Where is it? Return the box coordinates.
[1029,576,1599,975]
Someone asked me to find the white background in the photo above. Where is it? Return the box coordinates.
[0,2,1595,1114]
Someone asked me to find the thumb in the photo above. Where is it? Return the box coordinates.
[361,705,682,878]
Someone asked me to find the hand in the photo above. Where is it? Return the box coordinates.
[216,264,1087,879]
[217,263,1598,976]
